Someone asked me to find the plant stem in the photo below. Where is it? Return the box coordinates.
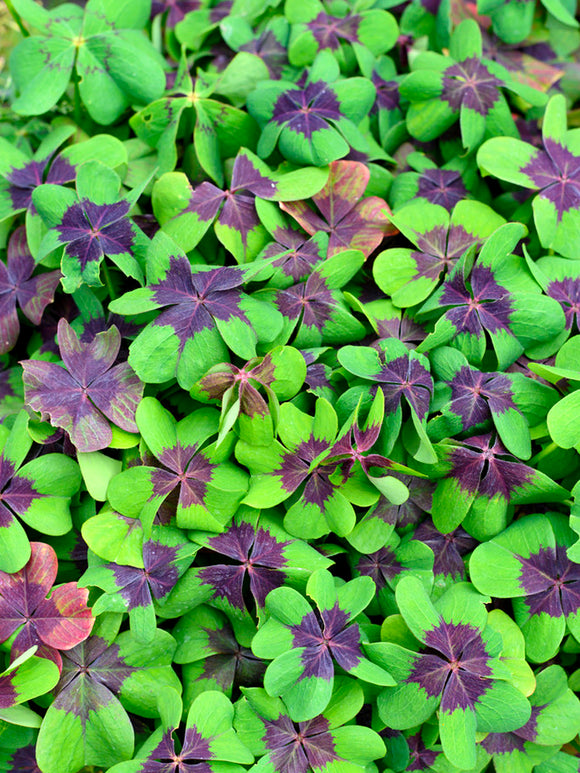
[5,0,29,36]
[72,68,82,127]
[530,440,558,466]
[101,260,116,301]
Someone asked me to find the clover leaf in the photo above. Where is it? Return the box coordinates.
[107,687,254,773]
[0,541,94,670]
[470,513,580,663]
[0,226,61,355]
[32,160,149,292]
[22,319,144,453]
[247,51,377,166]
[107,397,248,533]
[9,0,165,124]
[280,160,395,259]
[109,232,284,388]
[0,410,80,573]
[36,626,181,773]
[235,678,386,773]
[369,576,532,770]
[251,568,394,721]
[478,95,580,259]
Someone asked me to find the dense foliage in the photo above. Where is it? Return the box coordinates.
[1,0,580,771]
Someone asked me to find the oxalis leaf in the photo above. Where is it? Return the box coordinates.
[9,0,165,124]
[36,624,181,773]
[251,568,394,721]
[21,319,144,453]
[107,396,248,534]
[32,161,148,292]
[0,410,80,573]
[368,576,532,770]
[110,232,284,389]
[0,541,94,669]
[469,513,580,663]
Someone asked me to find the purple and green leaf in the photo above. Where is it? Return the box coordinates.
[173,605,267,702]
[0,410,80,573]
[0,541,94,670]
[22,319,144,453]
[369,576,531,769]
[237,398,356,540]
[181,509,331,620]
[247,53,377,167]
[106,687,254,773]
[280,159,396,258]
[338,337,435,463]
[234,678,385,773]
[285,0,398,69]
[356,531,434,616]
[152,149,329,259]
[480,664,580,770]
[80,527,196,643]
[109,232,284,388]
[470,513,580,662]
[107,397,248,534]
[428,346,531,459]
[373,200,505,308]
[32,161,148,292]
[416,223,566,370]
[477,95,580,259]
[0,647,60,715]
[193,346,306,447]
[251,569,394,721]
[428,434,568,539]
[35,628,181,773]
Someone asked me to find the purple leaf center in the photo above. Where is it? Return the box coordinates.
[291,602,362,678]
[142,727,213,773]
[518,544,580,618]
[547,276,580,330]
[372,72,400,112]
[521,139,580,221]
[357,547,403,589]
[7,155,75,213]
[6,744,41,773]
[264,713,339,773]
[375,354,433,421]
[442,57,502,115]
[414,520,476,578]
[408,621,492,710]
[150,257,248,348]
[151,0,200,28]
[200,623,266,689]
[0,456,38,531]
[264,230,323,281]
[306,12,360,50]
[412,224,478,285]
[57,200,134,270]
[417,169,467,211]
[55,637,136,724]
[446,434,533,498]
[439,265,513,336]
[272,81,343,138]
[239,30,288,78]
[276,274,336,333]
[110,541,181,609]
[197,521,289,609]
[406,731,438,771]
[448,366,515,428]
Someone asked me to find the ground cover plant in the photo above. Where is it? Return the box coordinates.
[3,0,580,771]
